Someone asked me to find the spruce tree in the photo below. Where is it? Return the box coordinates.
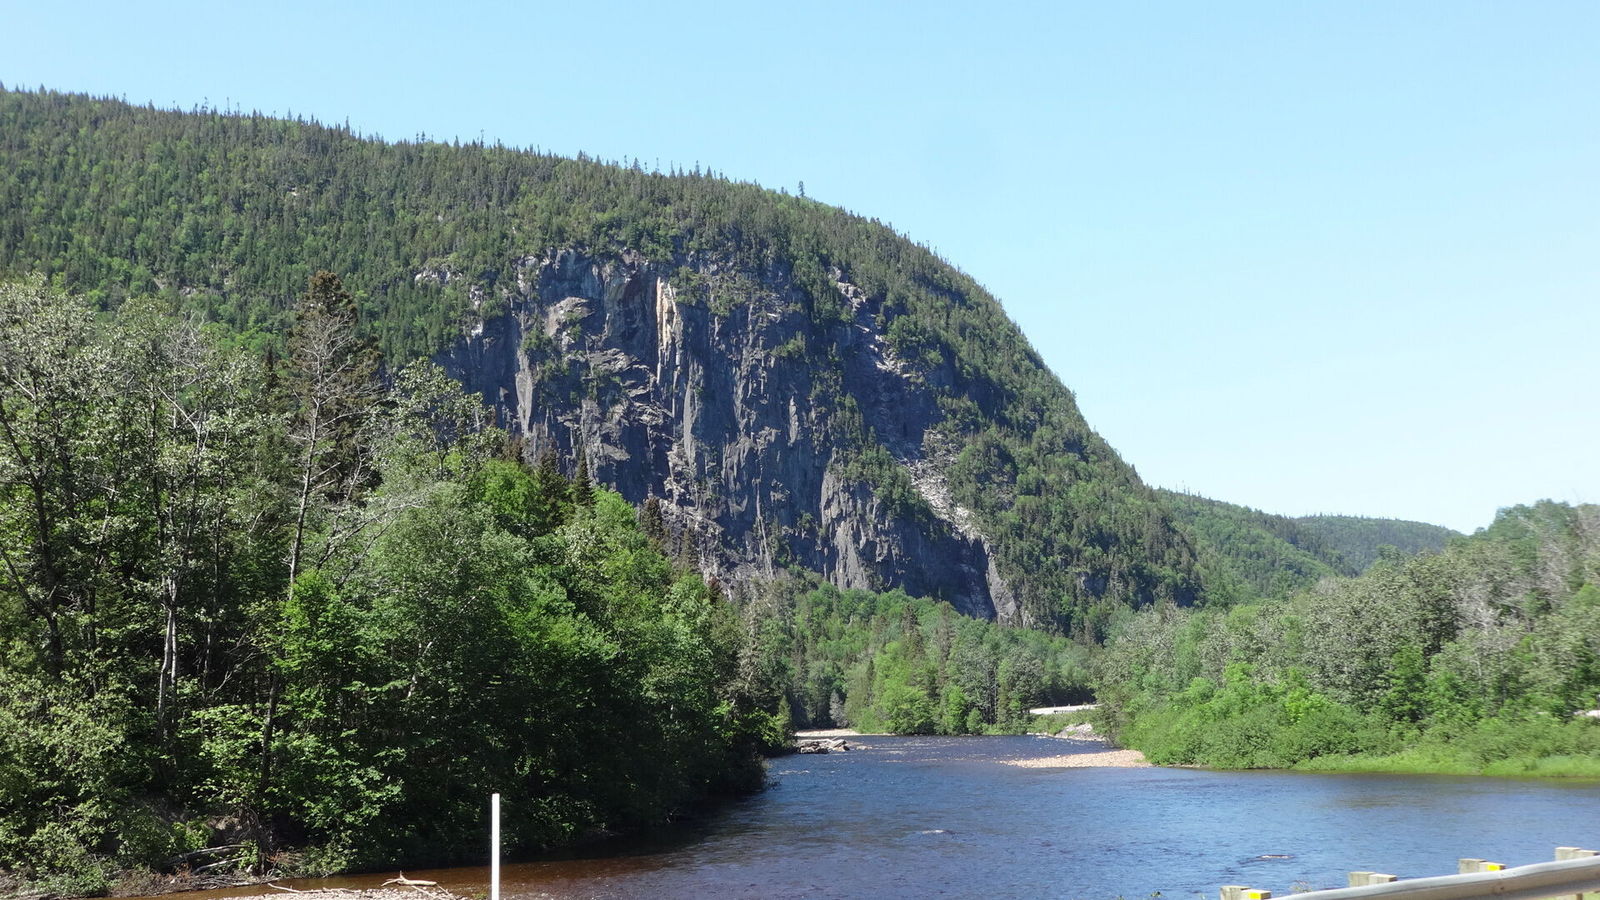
[641,496,667,549]
[572,450,595,507]
[531,445,570,533]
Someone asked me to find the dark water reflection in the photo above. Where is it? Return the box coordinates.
[174,736,1600,899]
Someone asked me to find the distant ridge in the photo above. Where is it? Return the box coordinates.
[1293,514,1461,573]
[1159,489,1460,605]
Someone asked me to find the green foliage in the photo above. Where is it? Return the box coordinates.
[1095,501,1600,775]
[1159,491,1465,608]
[1293,514,1461,573]
[0,669,138,893]
[1293,715,1600,777]
[753,584,1092,735]
[1120,665,1384,768]
[1158,490,1348,603]
[0,280,778,889]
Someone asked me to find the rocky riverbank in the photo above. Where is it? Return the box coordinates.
[1044,721,1103,741]
[795,737,851,754]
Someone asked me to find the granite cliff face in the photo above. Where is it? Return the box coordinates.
[441,249,1021,622]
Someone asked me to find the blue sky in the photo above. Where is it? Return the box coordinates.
[6,1,1596,532]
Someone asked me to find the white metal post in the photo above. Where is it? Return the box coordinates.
[490,792,501,900]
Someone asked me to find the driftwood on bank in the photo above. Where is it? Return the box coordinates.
[265,875,468,900]
[384,873,466,900]
[190,857,249,876]
[380,875,437,888]
[161,844,248,871]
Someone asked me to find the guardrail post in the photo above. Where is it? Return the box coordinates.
[1556,848,1599,900]
[1349,872,1397,886]
[1221,885,1245,900]
[1458,858,1504,873]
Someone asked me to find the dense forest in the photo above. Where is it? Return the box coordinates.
[0,87,1201,634]
[1160,490,1462,605]
[1158,490,1350,604]
[747,584,1091,735]
[1293,514,1460,573]
[1095,501,1600,775]
[0,276,782,895]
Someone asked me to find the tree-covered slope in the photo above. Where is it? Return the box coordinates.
[0,87,1201,634]
[1294,514,1461,572]
[1159,490,1465,605]
[758,583,1092,735]
[1157,489,1347,603]
[1096,500,1600,774]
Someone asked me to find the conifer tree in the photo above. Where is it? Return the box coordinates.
[531,445,570,533]
[572,449,595,507]
[641,496,667,550]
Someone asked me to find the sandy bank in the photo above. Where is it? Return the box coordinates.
[1003,749,1151,768]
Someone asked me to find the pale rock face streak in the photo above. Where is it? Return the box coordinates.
[440,250,1019,622]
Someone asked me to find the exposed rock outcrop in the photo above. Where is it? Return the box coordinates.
[795,738,850,754]
[439,249,1014,620]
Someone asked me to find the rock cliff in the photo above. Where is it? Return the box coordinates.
[442,249,1020,621]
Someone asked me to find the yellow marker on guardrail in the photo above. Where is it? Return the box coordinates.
[1458,858,1504,873]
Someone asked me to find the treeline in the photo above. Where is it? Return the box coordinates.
[0,86,1202,634]
[1294,514,1461,573]
[1094,501,1600,775]
[1160,490,1463,606]
[747,585,1092,735]
[0,276,779,896]
[1158,489,1348,604]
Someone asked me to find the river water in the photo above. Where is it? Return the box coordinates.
[180,735,1600,899]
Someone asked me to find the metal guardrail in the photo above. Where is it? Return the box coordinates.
[1222,847,1600,900]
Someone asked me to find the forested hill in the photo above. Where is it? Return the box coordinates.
[1098,501,1600,774]
[1157,490,1348,603]
[0,87,1201,635]
[1295,514,1461,572]
[1159,490,1463,604]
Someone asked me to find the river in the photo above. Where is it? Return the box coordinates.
[173,735,1600,899]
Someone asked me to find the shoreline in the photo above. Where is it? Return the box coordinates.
[1003,749,1152,768]
[793,728,870,738]
[792,727,1153,768]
